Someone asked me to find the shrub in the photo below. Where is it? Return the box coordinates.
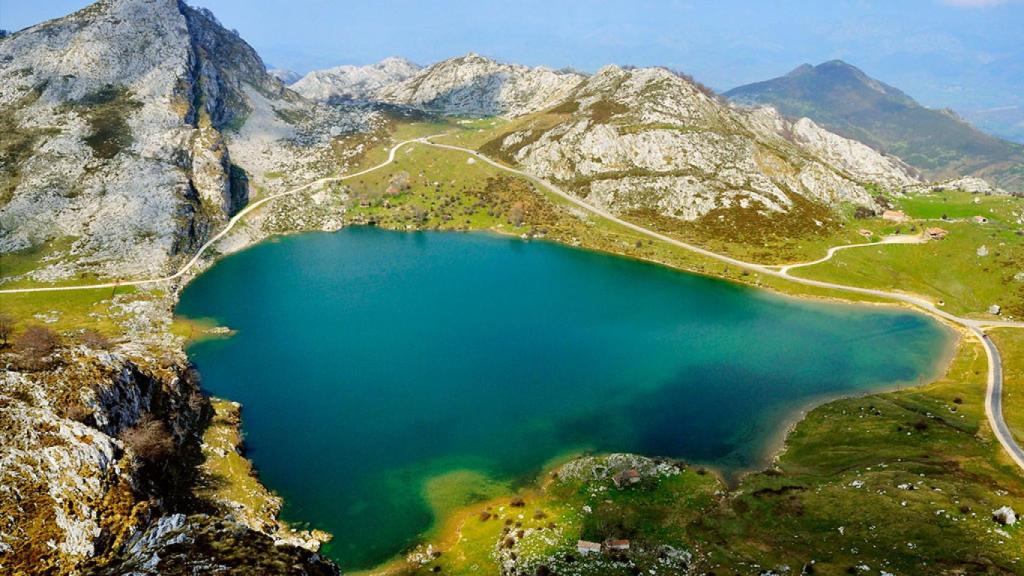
[13,325,61,358]
[853,206,875,219]
[119,414,175,462]
[77,329,112,350]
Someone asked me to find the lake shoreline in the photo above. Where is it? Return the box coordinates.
[177,225,958,571]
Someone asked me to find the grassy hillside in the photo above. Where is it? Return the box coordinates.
[792,190,1024,319]
[726,60,1024,193]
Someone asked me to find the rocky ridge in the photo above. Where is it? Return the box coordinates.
[478,65,919,226]
[292,57,421,103]
[375,52,587,117]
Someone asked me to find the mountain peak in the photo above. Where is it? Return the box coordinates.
[0,0,345,278]
[785,63,814,77]
[458,51,495,64]
[375,53,585,117]
[819,59,856,69]
[292,57,421,102]
[725,60,1023,191]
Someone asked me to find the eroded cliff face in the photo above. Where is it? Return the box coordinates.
[0,346,199,572]
[0,342,337,575]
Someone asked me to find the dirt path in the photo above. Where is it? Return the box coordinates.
[775,235,925,275]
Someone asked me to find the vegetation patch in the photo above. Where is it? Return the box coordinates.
[588,99,630,124]
[626,188,846,263]
[65,84,143,159]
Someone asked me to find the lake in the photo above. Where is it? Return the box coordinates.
[177,227,953,569]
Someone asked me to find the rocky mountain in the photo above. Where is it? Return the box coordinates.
[478,64,918,233]
[292,57,421,103]
[375,52,586,117]
[725,60,1024,194]
[0,0,375,284]
[0,1,378,572]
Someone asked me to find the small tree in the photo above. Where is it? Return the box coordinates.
[119,414,175,462]
[0,313,13,347]
[14,325,61,358]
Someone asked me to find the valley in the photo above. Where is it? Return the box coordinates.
[2,2,1024,575]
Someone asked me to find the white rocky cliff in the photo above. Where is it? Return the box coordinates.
[479,65,920,224]
[0,0,375,284]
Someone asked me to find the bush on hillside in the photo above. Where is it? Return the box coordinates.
[119,414,175,462]
[14,325,61,359]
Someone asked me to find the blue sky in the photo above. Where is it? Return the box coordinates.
[3,0,1022,111]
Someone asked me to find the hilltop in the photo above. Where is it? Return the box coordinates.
[725,60,1024,193]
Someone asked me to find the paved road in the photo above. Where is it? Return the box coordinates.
[3,135,1024,472]
[977,328,1024,470]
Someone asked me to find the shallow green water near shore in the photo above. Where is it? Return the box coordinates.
[178,227,952,569]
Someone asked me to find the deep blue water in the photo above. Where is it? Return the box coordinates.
[177,227,952,569]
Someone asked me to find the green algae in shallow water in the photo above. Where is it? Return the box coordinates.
[176,227,953,570]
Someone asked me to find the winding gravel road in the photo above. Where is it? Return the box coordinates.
[2,135,1023,471]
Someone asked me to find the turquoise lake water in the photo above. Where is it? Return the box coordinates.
[177,227,953,569]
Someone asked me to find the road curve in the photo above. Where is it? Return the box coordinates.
[776,235,925,275]
[977,328,1024,469]
[3,135,1024,472]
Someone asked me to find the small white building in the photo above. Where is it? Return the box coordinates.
[577,540,602,555]
[882,210,908,223]
[606,539,631,551]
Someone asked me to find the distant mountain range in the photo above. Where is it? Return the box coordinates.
[725,60,1024,193]
[294,52,587,117]
[963,105,1024,145]
[291,57,421,102]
